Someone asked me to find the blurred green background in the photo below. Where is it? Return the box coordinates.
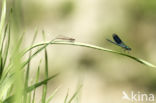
[2,0,156,103]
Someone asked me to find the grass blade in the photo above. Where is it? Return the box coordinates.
[25,27,38,86]
[67,85,82,103]
[24,28,38,103]
[0,0,7,45]
[64,89,69,103]
[27,91,32,103]
[0,0,7,80]
[22,39,53,68]
[26,73,58,93]
[2,24,10,69]
[42,30,49,103]
[3,63,41,103]
[32,60,41,103]
[0,54,3,79]
[1,24,8,52]
[25,41,156,68]
[46,87,59,103]
[3,95,14,103]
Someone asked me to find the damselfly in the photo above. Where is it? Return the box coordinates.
[55,35,75,42]
[106,33,131,51]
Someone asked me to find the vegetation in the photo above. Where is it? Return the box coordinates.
[0,0,155,103]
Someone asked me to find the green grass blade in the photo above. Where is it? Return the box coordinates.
[22,39,54,68]
[24,28,38,103]
[3,62,41,103]
[25,27,38,85]
[27,91,32,103]
[25,41,156,68]
[1,24,8,52]
[0,24,10,79]
[0,10,12,81]
[53,41,156,68]
[0,54,3,79]
[32,60,41,103]
[0,0,7,81]
[67,85,82,103]
[2,24,10,69]
[64,89,69,103]
[3,73,58,103]
[26,73,58,93]
[3,95,14,103]
[0,24,10,81]
[42,30,49,103]
[0,0,7,46]
[0,31,23,87]
[6,84,13,97]
[46,87,59,103]
[44,48,48,77]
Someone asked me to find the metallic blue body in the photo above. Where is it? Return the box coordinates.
[106,34,131,51]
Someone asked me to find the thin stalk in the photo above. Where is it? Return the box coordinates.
[25,41,156,68]
[42,30,49,103]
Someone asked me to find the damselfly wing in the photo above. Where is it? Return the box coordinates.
[106,33,131,51]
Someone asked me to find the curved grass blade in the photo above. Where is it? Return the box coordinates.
[22,38,55,68]
[25,41,156,68]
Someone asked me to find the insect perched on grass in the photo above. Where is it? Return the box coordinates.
[55,35,75,42]
[106,33,131,51]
